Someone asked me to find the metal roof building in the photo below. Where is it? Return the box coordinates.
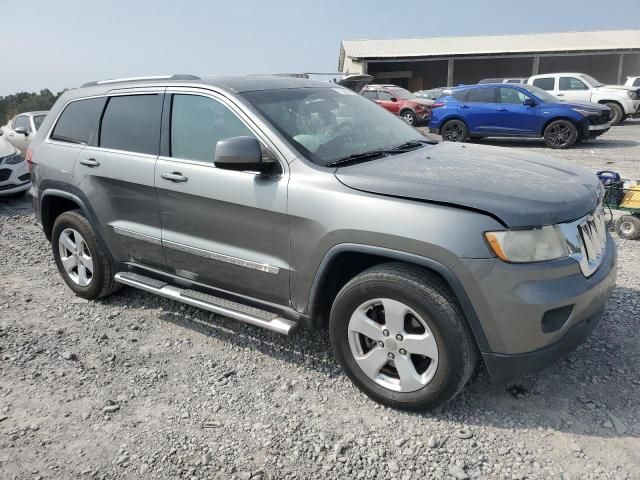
[339,30,640,90]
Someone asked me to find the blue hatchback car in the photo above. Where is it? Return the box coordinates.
[429,84,611,149]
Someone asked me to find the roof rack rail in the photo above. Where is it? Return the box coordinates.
[81,74,200,88]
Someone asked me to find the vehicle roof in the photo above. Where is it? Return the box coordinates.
[61,75,341,102]
[529,72,587,77]
[364,84,403,89]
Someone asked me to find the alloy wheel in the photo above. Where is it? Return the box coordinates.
[402,112,415,125]
[58,228,94,287]
[547,123,572,147]
[347,298,439,392]
[443,122,464,141]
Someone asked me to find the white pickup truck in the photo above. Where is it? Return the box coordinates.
[527,73,640,125]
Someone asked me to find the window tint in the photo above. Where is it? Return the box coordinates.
[634,78,640,87]
[467,87,497,103]
[378,90,395,101]
[499,87,528,104]
[170,94,256,163]
[51,97,106,144]
[99,95,162,155]
[14,116,30,132]
[452,90,468,101]
[532,77,555,91]
[33,115,46,131]
[362,90,377,100]
[559,77,588,90]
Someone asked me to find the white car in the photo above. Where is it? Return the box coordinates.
[0,137,31,197]
[625,76,640,87]
[0,111,48,155]
[526,73,640,125]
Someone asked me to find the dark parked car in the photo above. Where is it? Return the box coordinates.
[361,85,433,125]
[429,83,612,148]
[29,74,615,410]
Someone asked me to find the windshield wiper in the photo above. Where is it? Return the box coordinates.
[392,139,436,150]
[326,149,403,167]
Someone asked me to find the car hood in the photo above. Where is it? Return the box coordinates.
[335,142,603,228]
[0,137,17,157]
[556,100,611,112]
[594,84,639,95]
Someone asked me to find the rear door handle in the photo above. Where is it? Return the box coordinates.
[498,108,509,112]
[80,158,100,167]
[459,105,469,109]
[161,172,188,183]
[557,93,565,97]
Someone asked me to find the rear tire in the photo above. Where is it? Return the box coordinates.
[615,215,640,240]
[604,102,624,126]
[329,263,477,411]
[51,210,121,300]
[543,120,577,149]
[441,119,469,142]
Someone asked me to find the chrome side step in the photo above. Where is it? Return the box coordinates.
[114,272,297,335]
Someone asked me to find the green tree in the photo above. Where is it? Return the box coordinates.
[0,89,66,125]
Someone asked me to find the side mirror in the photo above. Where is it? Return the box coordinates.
[214,136,274,173]
[390,97,398,102]
[523,98,536,107]
[14,126,29,136]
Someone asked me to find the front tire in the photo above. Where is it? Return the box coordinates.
[400,110,417,126]
[604,102,624,126]
[441,119,469,142]
[329,263,477,410]
[543,120,577,149]
[52,210,120,300]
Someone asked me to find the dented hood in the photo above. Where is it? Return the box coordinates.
[335,142,603,228]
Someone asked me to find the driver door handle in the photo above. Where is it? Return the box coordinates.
[80,158,100,167]
[459,105,469,109]
[161,172,189,183]
[557,93,565,97]
[498,108,509,112]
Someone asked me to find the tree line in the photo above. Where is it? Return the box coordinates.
[0,89,65,125]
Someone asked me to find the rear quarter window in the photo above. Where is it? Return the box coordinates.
[51,98,106,145]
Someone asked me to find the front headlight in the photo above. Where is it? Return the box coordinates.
[572,108,596,117]
[0,153,25,165]
[484,225,568,263]
[626,91,638,100]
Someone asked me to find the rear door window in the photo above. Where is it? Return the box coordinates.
[33,115,47,131]
[50,97,106,144]
[532,77,555,91]
[99,94,162,155]
[467,87,497,103]
[362,90,377,100]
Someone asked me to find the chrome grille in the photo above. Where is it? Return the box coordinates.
[559,205,607,277]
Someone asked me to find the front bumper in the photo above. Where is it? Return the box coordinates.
[452,233,617,383]
[0,161,31,196]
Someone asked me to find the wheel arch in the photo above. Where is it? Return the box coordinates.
[539,116,581,137]
[306,243,490,352]
[39,189,113,261]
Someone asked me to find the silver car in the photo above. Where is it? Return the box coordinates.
[0,137,31,197]
[28,74,616,410]
[0,111,48,155]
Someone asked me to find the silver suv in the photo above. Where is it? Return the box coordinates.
[30,74,617,410]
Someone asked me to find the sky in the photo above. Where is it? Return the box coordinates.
[1,0,639,96]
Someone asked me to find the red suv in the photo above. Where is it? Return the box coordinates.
[362,85,434,125]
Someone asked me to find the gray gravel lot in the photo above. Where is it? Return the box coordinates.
[1,122,639,480]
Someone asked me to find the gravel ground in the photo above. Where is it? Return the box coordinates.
[1,122,639,480]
